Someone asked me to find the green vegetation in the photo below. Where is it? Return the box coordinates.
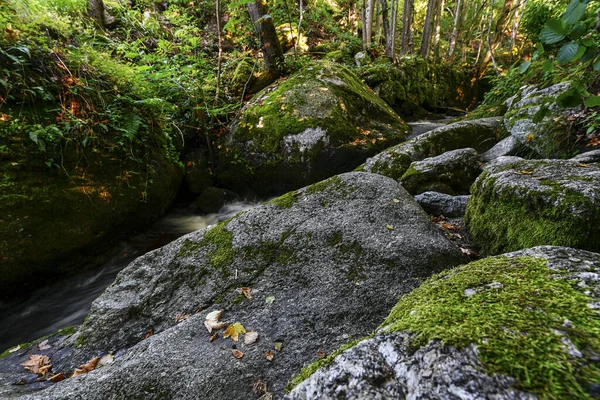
[381,256,600,399]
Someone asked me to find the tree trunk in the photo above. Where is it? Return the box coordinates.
[386,0,398,58]
[215,0,222,106]
[247,0,285,78]
[510,0,527,53]
[420,0,437,57]
[295,0,303,56]
[363,0,376,47]
[400,0,413,54]
[432,0,445,59]
[87,0,105,28]
[447,0,462,59]
[479,0,514,73]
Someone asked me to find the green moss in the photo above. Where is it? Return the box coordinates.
[381,256,600,399]
[269,190,300,209]
[0,325,79,358]
[327,232,343,247]
[286,337,366,391]
[465,168,600,254]
[177,221,234,273]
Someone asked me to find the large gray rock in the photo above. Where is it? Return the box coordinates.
[480,135,522,162]
[466,157,600,255]
[400,148,481,195]
[359,117,500,180]
[288,246,600,400]
[414,191,470,217]
[571,149,600,164]
[504,83,581,158]
[5,172,466,400]
[216,62,409,196]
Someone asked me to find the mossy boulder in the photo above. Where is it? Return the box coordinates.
[6,172,466,399]
[216,62,409,196]
[0,147,182,301]
[503,83,581,158]
[230,57,255,95]
[400,148,481,195]
[359,117,500,181]
[287,246,600,399]
[465,157,600,255]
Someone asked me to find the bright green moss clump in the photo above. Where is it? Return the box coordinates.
[381,256,600,399]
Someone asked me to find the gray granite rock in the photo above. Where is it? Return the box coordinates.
[504,83,581,158]
[360,117,500,180]
[287,246,600,400]
[400,148,481,195]
[466,157,600,255]
[480,135,522,162]
[571,149,600,164]
[3,172,466,400]
[414,191,470,217]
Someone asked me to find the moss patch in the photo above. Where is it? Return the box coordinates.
[381,256,600,399]
[269,190,300,209]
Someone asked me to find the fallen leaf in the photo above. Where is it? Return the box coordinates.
[253,378,267,394]
[210,333,218,342]
[441,223,457,231]
[232,349,244,359]
[431,216,443,223]
[274,342,283,352]
[519,170,533,175]
[9,345,20,353]
[175,313,190,323]
[460,247,480,258]
[195,307,203,314]
[144,328,154,339]
[259,393,273,400]
[386,224,394,231]
[204,309,226,333]
[244,331,259,345]
[238,287,252,300]
[317,350,326,359]
[392,198,400,203]
[21,355,52,376]
[577,163,590,168]
[526,133,535,143]
[224,323,246,342]
[587,137,600,147]
[71,368,85,378]
[265,296,275,305]
[48,373,66,383]
[265,351,274,361]
[37,340,51,351]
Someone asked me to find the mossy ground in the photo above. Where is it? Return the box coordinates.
[465,166,600,255]
[380,256,600,399]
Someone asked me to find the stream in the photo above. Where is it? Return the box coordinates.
[0,201,255,351]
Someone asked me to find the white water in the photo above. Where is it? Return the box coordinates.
[0,201,255,350]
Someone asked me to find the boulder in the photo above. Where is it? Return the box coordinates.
[414,191,470,217]
[359,117,499,181]
[216,62,409,196]
[288,246,600,400]
[400,148,481,195]
[230,57,255,95]
[5,172,466,399]
[571,149,600,164]
[503,83,581,158]
[354,51,370,67]
[466,157,600,255]
[480,135,522,162]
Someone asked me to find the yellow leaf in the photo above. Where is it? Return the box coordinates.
[223,322,246,342]
[526,133,535,143]
[386,224,393,231]
[392,198,400,203]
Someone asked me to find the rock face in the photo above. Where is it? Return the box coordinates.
[288,246,600,400]
[8,172,466,400]
[466,157,600,255]
[503,83,581,158]
[359,117,499,181]
[216,62,409,196]
[480,135,522,162]
[400,148,481,195]
[414,191,470,217]
[571,149,600,164]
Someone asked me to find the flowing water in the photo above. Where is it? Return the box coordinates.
[0,201,255,351]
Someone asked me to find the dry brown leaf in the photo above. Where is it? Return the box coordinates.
[204,309,226,333]
[210,333,219,342]
[253,378,267,394]
[232,349,244,359]
[519,170,533,175]
[244,331,259,345]
[265,351,274,361]
[80,357,100,372]
[441,223,457,231]
[175,313,190,323]
[223,323,246,342]
[48,373,66,383]
[460,247,480,258]
[258,393,273,400]
[144,328,154,339]
[71,368,85,378]
[21,355,52,376]
[577,163,590,168]
[239,287,252,300]
[317,350,326,359]
[587,137,600,147]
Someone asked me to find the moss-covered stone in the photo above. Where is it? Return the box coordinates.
[465,158,600,255]
[230,57,256,95]
[380,255,600,398]
[216,62,408,196]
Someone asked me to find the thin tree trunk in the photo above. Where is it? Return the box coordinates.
[432,0,445,60]
[364,0,376,47]
[447,0,462,58]
[420,0,437,57]
[87,0,105,28]
[400,0,413,54]
[247,0,285,77]
[510,0,527,53]
[485,0,499,74]
[295,0,303,56]
[214,0,222,106]
[386,0,397,57]
[480,0,513,72]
